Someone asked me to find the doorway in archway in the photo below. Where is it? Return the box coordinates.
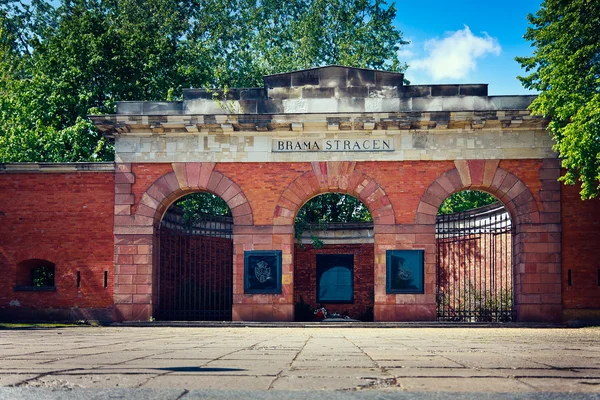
[156,192,233,321]
[293,193,374,321]
[436,191,514,322]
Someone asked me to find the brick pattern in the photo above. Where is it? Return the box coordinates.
[416,159,562,322]
[113,159,567,322]
[5,156,593,323]
[231,225,294,322]
[112,162,253,321]
[0,172,114,318]
[561,182,600,320]
[294,243,374,320]
[273,162,394,226]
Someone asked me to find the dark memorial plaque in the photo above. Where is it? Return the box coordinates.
[244,250,282,294]
[386,250,424,294]
[316,254,354,303]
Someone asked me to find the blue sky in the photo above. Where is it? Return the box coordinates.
[393,0,542,95]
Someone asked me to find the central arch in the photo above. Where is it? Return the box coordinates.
[293,192,375,321]
[273,162,394,321]
[274,162,395,226]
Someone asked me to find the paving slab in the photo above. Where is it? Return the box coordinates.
[21,373,158,389]
[141,375,274,390]
[0,325,598,398]
[518,378,600,393]
[394,377,536,392]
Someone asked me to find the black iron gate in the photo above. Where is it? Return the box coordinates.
[436,203,514,322]
[156,210,233,321]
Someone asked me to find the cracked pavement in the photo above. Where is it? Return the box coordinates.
[0,326,599,397]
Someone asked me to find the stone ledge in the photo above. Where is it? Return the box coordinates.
[0,162,115,173]
[92,110,548,137]
[111,95,538,117]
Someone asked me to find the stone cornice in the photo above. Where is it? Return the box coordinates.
[91,110,548,138]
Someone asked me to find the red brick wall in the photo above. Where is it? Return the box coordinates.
[127,161,547,227]
[294,243,374,320]
[1,157,581,323]
[0,172,115,319]
[561,183,600,316]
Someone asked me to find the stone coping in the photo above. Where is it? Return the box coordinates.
[110,95,537,116]
[0,162,115,173]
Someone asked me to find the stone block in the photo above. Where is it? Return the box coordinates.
[116,102,143,114]
[483,160,500,186]
[142,101,183,115]
[459,84,488,96]
[267,87,302,100]
[263,73,291,88]
[256,100,283,114]
[240,88,266,100]
[454,160,472,187]
[115,194,134,205]
[336,86,367,98]
[319,66,348,87]
[302,87,335,98]
[431,85,459,96]
[401,85,431,98]
[412,97,442,111]
[375,70,404,87]
[292,70,319,87]
[348,68,375,86]
[441,96,474,111]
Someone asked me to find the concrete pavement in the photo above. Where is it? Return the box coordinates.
[0,326,598,398]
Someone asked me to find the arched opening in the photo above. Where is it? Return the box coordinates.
[435,190,514,322]
[156,192,233,321]
[15,259,56,290]
[293,193,374,321]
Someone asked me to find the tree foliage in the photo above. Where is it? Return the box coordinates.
[294,193,372,248]
[437,190,498,215]
[516,0,600,199]
[296,193,372,224]
[175,192,232,224]
[0,0,407,162]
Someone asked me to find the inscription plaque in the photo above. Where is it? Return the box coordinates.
[244,250,282,294]
[386,250,424,294]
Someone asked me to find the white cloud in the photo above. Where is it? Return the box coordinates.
[409,26,501,81]
[397,40,415,59]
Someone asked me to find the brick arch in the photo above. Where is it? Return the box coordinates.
[10,251,60,266]
[273,161,394,225]
[415,160,540,225]
[134,163,253,227]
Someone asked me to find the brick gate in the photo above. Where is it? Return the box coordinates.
[1,66,598,323]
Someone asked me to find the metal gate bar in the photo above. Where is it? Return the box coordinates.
[436,203,514,322]
[157,210,233,321]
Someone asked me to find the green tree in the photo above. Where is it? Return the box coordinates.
[294,193,372,248]
[437,190,498,215]
[296,193,372,224]
[516,0,600,199]
[0,0,407,162]
[175,192,232,224]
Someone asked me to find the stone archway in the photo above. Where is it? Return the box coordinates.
[273,161,395,226]
[416,160,562,322]
[112,162,253,321]
[271,161,395,321]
